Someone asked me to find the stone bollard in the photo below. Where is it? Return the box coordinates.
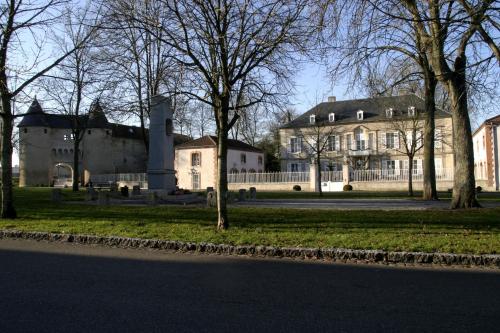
[85,187,98,201]
[51,189,62,203]
[249,187,257,200]
[132,185,141,196]
[120,186,129,197]
[98,191,110,205]
[148,191,159,205]
[207,191,217,207]
[238,189,247,202]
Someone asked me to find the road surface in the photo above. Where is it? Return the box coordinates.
[0,239,498,332]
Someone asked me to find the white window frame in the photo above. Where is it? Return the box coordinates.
[309,115,316,124]
[357,110,364,121]
[386,108,393,118]
[328,113,335,122]
[289,137,301,153]
[435,128,442,148]
[191,172,200,190]
[385,132,395,149]
[408,106,416,117]
[191,152,201,166]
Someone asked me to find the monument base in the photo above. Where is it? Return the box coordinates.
[147,169,176,192]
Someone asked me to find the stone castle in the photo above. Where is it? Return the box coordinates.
[18,98,188,187]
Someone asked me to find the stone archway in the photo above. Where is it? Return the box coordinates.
[52,163,73,187]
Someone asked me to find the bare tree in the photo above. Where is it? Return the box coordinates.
[317,1,443,200]
[398,0,499,208]
[0,0,96,218]
[101,0,176,152]
[40,4,105,192]
[123,0,311,229]
[294,110,339,196]
[385,108,425,196]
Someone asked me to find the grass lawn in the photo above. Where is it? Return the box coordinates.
[0,188,499,255]
[245,190,500,201]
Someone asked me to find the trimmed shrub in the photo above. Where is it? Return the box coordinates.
[476,186,482,193]
[293,185,301,191]
[343,184,353,191]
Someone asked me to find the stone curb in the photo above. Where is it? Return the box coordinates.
[1,229,499,268]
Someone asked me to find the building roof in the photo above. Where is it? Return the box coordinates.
[18,98,191,144]
[281,94,451,129]
[87,100,108,128]
[175,135,263,153]
[473,114,500,136]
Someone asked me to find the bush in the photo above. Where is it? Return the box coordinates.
[476,186,482,193]
[343,184,353,191]
[293,185,301,191]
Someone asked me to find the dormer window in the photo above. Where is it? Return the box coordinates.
[309,115,316,124]
[329,113,335,122]
[386,108,393,118]
[357,110,364,121]
[408,106,416,117]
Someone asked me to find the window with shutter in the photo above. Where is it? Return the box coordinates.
[394,132,400,149]
[435,128,442,148]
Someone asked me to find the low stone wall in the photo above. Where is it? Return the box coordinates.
[349,181,455,192]
[228,182,310,192]
[1,230,498,268]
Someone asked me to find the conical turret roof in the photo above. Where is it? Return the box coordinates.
[87,99,108,128]
[27,97,44,114]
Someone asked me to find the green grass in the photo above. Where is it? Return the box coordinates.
[248,190,500,200]
[0,187,499,255]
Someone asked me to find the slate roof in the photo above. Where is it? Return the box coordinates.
[175,135,262,153]
[473,114,500,136]
[281,95,451,129]
[18,99,191,144]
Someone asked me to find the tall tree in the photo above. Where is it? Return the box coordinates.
[400,0,499,208]
[0,0,95,218]
[40,4,104,192]
[318,1,442,200]
[126,0,311,229]
[102,0,175,152]
[294,110,339,196]
[384,107,425,196]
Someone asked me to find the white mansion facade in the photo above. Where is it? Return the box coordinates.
[279,95,454,175]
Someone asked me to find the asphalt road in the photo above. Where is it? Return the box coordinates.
[0,239,499,333]
[235,198,500,210]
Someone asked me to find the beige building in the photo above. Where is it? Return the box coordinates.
[473,115,500,190]
[175,135,264,190]
[18,98,188,187]
[279,95,454,175]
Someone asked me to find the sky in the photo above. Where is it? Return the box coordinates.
[11,59,498,167]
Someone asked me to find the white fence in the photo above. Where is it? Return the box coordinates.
[321,171,343,182]
[228,172,309,184]
[90,173,148,188]
[350,168,453,182]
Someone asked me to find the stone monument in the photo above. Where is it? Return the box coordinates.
[147,95,176,193]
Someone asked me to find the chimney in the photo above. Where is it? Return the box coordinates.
[327,96,336,103]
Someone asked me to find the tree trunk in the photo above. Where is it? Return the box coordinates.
[72,136,80,192]
[447,56,479,208]
[0,95,16,218]
[422,71,438,200]
[408,157,414,197]
[317,154,323,197]
[216,100,230,230]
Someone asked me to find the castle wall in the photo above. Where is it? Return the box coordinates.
[19,127,52,186]
[19,126,147,187]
